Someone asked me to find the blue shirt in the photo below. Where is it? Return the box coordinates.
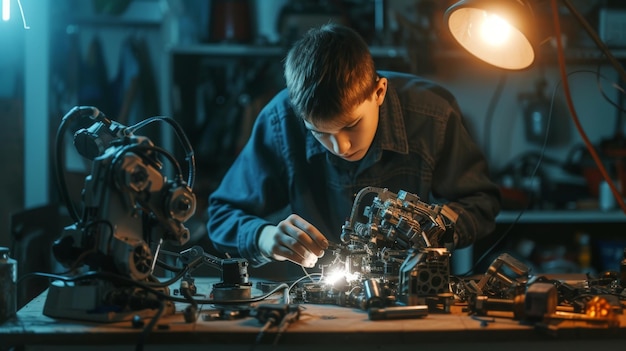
[207,71,501,267]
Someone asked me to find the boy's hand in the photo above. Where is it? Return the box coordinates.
[258,214,329,268]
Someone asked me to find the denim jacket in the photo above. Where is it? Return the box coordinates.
[207,71,501,267]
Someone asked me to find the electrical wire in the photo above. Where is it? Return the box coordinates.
[54,106,102,222]
[467,66,626,276]
[129,116,196,188]
[273,309,301,346]
[110,142,185,184]
[155,258,184,273]
[299,265,319,285]
[288,272,323,294]
[143,265,189,288]
[251,319,273,351]
[464,5,626,275]
[593,65,626,117]
[561,0,626,84]
[134,299,165,351]
[462,84,555,276]
[555,0,626,214]
[26,271,289,305]
[54,109,196,224]
[250,305,302,350]
[54,112,75,220]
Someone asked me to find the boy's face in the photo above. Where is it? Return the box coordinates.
[304,78,388,162]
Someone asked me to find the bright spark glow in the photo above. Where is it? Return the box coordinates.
[479,14,511,46]
[324,269,360,285]
[2,0,10,21]
[324,270,345,285]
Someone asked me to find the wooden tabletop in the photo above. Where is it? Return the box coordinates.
[2,278,626,350]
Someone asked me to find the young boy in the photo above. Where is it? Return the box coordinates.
[207,23,501,271]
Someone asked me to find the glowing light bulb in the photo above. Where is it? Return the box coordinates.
[479,14,512,46]
[2,0,10,22]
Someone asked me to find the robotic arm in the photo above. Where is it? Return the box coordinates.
[299,187,458,311]
[44,106,197,322]
[53,107,196,279]
[340,187,457,252]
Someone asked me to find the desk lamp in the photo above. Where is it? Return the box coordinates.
[444,0,537,70]
[443,0,626,213]
[444,0,626,80]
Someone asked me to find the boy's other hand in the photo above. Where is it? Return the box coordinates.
[258,214,329,268]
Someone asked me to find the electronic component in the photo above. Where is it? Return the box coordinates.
[368,305,428,320]
[41,109,622,329]
[467,282,555,321]
[466,252,530,300]
[178,245,252,301]
[294,187,458,312]
[340,187,457,252]
[254,304,301,326]
[44,106,197,322]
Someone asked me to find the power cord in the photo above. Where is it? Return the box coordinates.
[274,309,300,345]
[251,304,301,349]
[134,298,165,351]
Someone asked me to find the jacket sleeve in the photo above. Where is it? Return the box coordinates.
[206,103,290,267]
[431,105,501,249]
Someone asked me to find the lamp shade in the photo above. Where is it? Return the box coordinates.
[444,0,537,70]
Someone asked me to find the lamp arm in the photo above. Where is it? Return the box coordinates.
[561,0,626,83]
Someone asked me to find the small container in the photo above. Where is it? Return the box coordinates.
[599,180,616,211]
[0,247,17,324]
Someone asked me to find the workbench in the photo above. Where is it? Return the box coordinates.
[2,277,625,351]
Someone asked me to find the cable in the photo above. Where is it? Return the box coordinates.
[55,109,195,224]
[462,84,555,276]
[143,265,189,289]
[251,319,273,351]
[252,304,301,348]
[299,265,319,285]
[129,116,196,188]
[25,271,289,306]
[55,106,103,222]
[456,0,626,276]
[155,259,183,273]
[561,0,626,84]
[134,299,165,351]
[273,309,300,346]
[110,142,185,184]
[54,111,76,221]
[552,0,626,214]
[288,272,323,294]
[593,65,626,117]
[467,69,626,275]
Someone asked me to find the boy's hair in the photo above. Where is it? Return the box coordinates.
[284,23,378,124]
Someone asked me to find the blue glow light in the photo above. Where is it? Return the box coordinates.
[2,0,10,22]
